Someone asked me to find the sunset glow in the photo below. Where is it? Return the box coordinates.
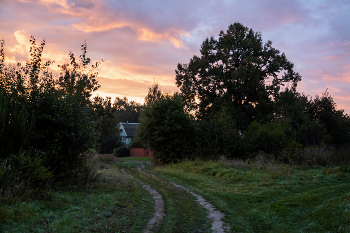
[1,0,349,114]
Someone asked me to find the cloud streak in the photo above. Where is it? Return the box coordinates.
[0,0,349,114]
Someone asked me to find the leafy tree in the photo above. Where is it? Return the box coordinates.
[306,90,350,146]
[175,22,301,129]
[242,121,299,156]
[91,95,143,153]
[112,96,142,123]
[193,106,242,159]
[0,36,101,186]
[273,88,309,130]
[137,93,195,164]
[144,83,163,105]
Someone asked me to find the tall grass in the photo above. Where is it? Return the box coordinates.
[151,154,350,232]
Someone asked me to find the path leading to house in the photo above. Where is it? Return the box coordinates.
[133,161,231,233]
[120,168,164,233]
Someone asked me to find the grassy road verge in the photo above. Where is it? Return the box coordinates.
[150,159,350,232]
[1,161,153,233]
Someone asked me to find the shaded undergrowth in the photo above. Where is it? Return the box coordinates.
[0,160,153,233]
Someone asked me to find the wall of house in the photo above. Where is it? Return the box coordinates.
[130,148,153,157]
[126,137,133,146]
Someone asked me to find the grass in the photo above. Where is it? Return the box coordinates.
[3,154,350,232]
[0,158,154,233]
[126,166,211,233]
[121,157,153,162]
[148,158,350,233]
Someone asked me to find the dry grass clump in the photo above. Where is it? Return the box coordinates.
[219,156,248,168]
[278,146,335,167]
[65,151,100,186]
[98,154,122,163]
[254,151,293,177]
[219,152,292,177]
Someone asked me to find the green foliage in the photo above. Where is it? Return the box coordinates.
[114,146,130,157]
[0,150,52,202]
[306,90,350,146]
[243,121,299,156]
[192,106,243,160]
[99,135,123,154]
[176,22,301,128]
[0,70,32,157]
[91,95,143,153]
[144,83,163,105]
[0,36,101,200]
[274,88,309,129]
[137,93,196,164]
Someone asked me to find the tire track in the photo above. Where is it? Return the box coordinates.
[135,161,231,233]
[120,168,164,233]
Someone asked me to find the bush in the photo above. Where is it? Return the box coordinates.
[137,94,196,164]
[243,121,299,157]
[0,37,101,188]
[0,150,52,202]
[114,146,129,157]
[297,122,330,147]
[99,135,123,154]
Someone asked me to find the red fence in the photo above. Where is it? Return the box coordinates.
[130,148,153,158]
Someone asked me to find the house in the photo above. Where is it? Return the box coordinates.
[117,122,140,146]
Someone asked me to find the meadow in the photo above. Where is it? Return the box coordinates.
[1,154,350,233]
[151,156,350,232]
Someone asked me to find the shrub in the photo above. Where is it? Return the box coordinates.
[114,146,130,157]
[297,122,330,147]
[0,37,101,187]
[242,121,299,157]
[0,150,52,202]
[137,94,196,164]
[99,135,123,154]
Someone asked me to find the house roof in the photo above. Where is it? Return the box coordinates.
[119,123,140,137]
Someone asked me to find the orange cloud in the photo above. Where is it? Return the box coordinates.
[9,30,31,55]
[33,0,187,48]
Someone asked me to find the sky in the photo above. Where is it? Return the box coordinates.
[0,0,349,114]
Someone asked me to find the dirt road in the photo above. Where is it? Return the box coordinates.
[121,160,231,233]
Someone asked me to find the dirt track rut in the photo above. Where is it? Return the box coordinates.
[120,168,164,233]
[133,161,231,233]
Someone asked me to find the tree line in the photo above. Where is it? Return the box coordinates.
[136,23,350,164]
[1,22,349,201]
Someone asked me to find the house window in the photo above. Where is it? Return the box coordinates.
[122,137,126,142]
[120,129,123,133]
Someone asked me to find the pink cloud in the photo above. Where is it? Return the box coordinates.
[1,0,349,115]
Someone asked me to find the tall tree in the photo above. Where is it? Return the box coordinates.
[175,22,301,128]
[306,90,350,146]
[137,93,195,164]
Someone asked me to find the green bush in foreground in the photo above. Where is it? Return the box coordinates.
[0,37,101,201]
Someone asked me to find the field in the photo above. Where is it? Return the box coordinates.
[1,155,350,232]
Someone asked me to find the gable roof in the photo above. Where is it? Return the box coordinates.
[119,122,140,137]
